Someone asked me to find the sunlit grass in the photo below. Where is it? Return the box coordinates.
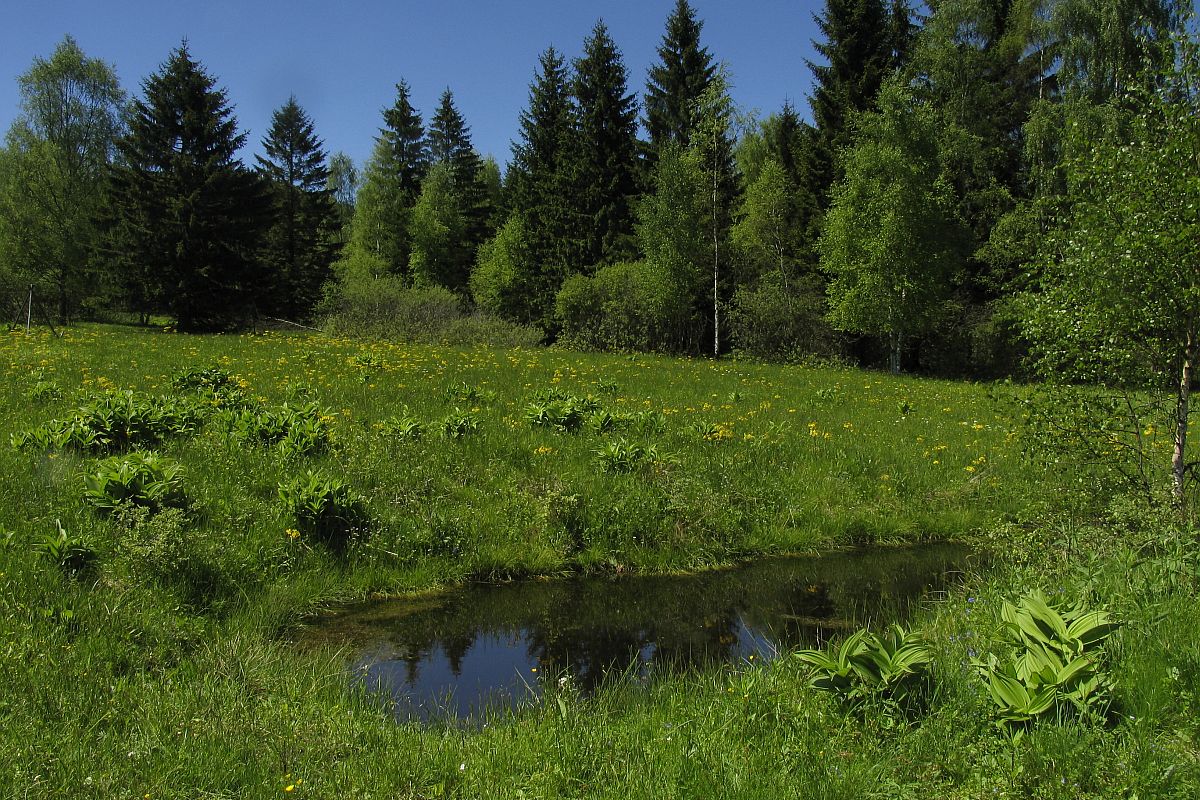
[1,324,1197,797]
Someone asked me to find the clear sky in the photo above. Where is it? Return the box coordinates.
[0,1,824,173]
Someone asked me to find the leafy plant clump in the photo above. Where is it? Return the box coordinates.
[524,392,601,433]
[222,402,332,459]
[595,439,663,474]
[277,470,366,551]
[796,624,934,720]
[975,589,1119,735]
[12,389,207,453]
[440,410,480,440]
[378,414,424,440]
[83,451,186,514]
[34,519,96,577]
[171,365,254,409]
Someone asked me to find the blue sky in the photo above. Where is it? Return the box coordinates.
[0,1,824,172]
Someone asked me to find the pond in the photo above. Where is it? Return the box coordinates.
[297,543,977,722]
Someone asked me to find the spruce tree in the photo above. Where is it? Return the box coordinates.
[801,0,905,222]
[104,43,268,331]
[505,46,582,328]
[572,20,641,269]
[644,0,717,154]
[256,95,340,318]
[349,81,426,275]
[428,88,491,262]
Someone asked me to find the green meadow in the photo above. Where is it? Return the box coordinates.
[1,325,1197,798]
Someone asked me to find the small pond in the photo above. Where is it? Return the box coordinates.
[298,543,977,722]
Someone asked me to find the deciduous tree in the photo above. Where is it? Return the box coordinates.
[0,36,124,322]
[820,80,967,373]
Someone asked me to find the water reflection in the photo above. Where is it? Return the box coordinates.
[299,543,976,721]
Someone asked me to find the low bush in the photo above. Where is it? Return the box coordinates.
[12,390,206,453]
[277,470,366,552]
[322,272,539,346]
[83,451,186,514]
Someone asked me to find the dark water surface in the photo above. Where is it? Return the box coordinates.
[298,544,977,721]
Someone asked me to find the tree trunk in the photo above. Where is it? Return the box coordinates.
[712,171,720,358]
[889,330,902,374]
[1172,329,1195,504]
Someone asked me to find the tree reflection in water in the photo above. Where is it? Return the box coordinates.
[300,543,976,722]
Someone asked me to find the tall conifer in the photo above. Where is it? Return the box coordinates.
[644,0,716,155]
[572,20,641,268]
[801,0,905,221]
[506,46,581,327]
[256,96,339,318]
[104,42,268,331]
[350,81,426,275]
[428,89,491,260]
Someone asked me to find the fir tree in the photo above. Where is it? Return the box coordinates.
[428,88,491,260]
[644,0,717,154]
[349,81,425,275]
[104,42,268,331]
[256,95,340,318]
[572,20,641,269]
[505,46,582,328]
[801,0,906,225]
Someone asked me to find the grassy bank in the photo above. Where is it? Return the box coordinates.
[1,325,1196,797]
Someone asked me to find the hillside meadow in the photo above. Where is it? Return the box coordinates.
[1,325,1197,798]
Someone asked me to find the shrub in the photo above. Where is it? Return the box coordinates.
[277,470,366,552]
[727,273,839,362]
[83,451,186,514]
[796,624,934,720]
[555,261,695,353]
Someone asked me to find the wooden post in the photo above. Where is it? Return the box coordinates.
[26,284,33,334]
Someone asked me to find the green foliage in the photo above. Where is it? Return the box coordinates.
[277,470,365,550]
[728,273,837,362]
[378,415,424,441]
[83,451,186,514]
[408,162,468,290]
[644,0,717,154]
[440,410,480,440]
[102,42,269,331]
[256,95,341,319]
[0,35,124,323]
[13,390,205,453]
[346,80,426,275]
[505,47,581,329]
[595,439,663,474]
[796,624,934,719]
[975,590,1118,734]
[555,261,692,353]
[470,214,541,326]
[524,393,601,433]
[820,79,968,373]
[572,20,641,267]
[223,402,331,459]
[427,88,491,270]
[34,519,95,576]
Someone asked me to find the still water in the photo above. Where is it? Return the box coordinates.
[299,544,976,722]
